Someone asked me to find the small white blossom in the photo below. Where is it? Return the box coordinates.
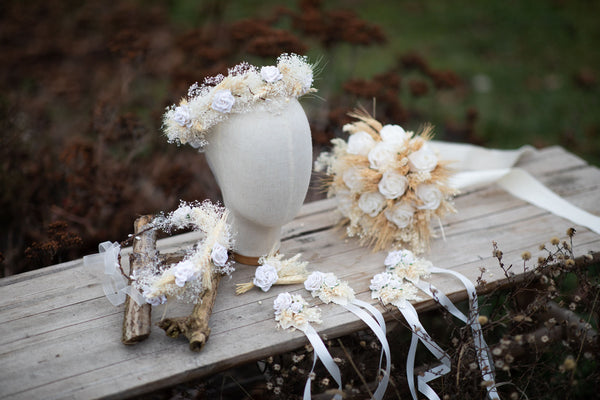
[211,243,229,267]
[289,300,304,313]
[322,273,338,288]
[211,89,235,113]
[378,170,409,199]
[304,271,325,291]
[347,131,376,157]
[368,142,398,170]
[260,65,283,83]
[342,167,363,192]
[273,292,293,314]
[408,144,438,173]
[253,264,279,292]
[172,259,196,287]
[173,105,193,128]
[384,202,415,229]
[385,249,416,268]
[380,124,408,145]
[358,191,386,217]
[416,184,443,210]
[370,272,392,291]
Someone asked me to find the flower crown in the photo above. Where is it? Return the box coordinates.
[162,53,316,150]
[131,200,235,305]
[315,112,457,253]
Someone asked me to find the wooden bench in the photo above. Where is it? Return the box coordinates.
[1,145,599,400]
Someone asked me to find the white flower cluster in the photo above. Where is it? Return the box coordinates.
[384,249,432,282]
[370,271,420,309]
[304,271,355,306]
[314,114,457,252]
[163,53,316,150]
[274,292,322,330]
[133,200,235,305]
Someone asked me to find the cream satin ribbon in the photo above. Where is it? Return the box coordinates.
[302,324,343,400]
[431,142,600,235]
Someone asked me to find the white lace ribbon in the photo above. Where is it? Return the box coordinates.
[431,141,600,235]
[302,324,343,400]
[83,241,129,306]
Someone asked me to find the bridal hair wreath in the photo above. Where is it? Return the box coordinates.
[131,200,235,305]
[162,53,317,150]
[314,111,457,253]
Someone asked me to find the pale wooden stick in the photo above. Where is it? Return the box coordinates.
[158,271,222,352]
[122,215,155,345]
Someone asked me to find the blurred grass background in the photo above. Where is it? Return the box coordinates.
[1,0,599,274]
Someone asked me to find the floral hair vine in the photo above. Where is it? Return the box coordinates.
[372,249,500,400]
[235,252,308,294]
[304,272,391,400]
[314,111,458,253]
[163,53,316,150]
[273,292,342,399]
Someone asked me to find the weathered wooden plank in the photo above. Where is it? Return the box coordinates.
[1,146,599,400]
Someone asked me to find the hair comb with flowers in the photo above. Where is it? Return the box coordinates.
[314,111,457,254]
[163,53,316,150]
[235,252,309,294]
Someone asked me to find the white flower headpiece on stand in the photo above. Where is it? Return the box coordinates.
[163,53,316,150]
[273,292,342,400]
[235,252,309,294]
[315,111,458,253]
[304,272,391,400]
[372,249,500,400]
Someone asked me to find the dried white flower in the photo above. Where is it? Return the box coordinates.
[358,191,386,217]
[347,131,376,156]
[211,89,235,113]
[173,105,193,128]
[260,65,283,83]
[408,144,438,172]
[368,142,398,170]
[378,170,409,199]
[384,202,415,229]
[416,184,443,210]
[253,264,279,292]
[211,242,229,267]
[304,271,325,291]
[380,124,408,144]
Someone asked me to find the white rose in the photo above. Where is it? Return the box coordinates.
[342,167,363,192]
[384,202,415,229]
[304,271,324,291]
[260,65,283,83]
[211,89,235,113]
[380,124,408,144]
[408,144,438,172]
[368,142,398,170]
[289,300,304,314]
[211,243,229,267]
[347,131,376,157]
[358,191,386,217]
[253,264,279,292]
[322,273,339,288]
[273,292,293,314]
[172,260,196,287]
[173,105,193,128]
[384,249,416,269]
[370,272,392,291]
[416,184,443,210]
[378,170,409,199]
[336,190,354,217]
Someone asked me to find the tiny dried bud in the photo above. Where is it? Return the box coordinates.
[469,362,478,370]
[562,355,576,371]
[550,236,560,245]
[492,347,502,356]
[478,315,489,325]
[540,335,549,343]
[567,227,576,237]
[521,251,531,261]
[505,354,514,363]
[273,363,281,371]
[493,250,503,258]
[510,392,519,400]
[565,259,575,267]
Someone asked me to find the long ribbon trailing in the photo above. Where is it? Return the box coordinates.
[431,141,600,235]
[399,302,452,400]
[408,267,499,399]
[302,324,343,400]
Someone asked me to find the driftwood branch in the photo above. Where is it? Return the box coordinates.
[158,271,222,352]
[122,215,155,345]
